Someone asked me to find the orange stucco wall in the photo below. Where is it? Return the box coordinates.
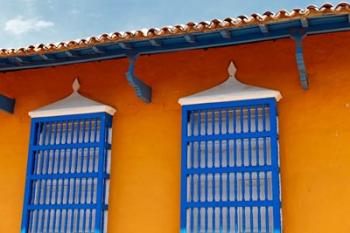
[1,31,350,233]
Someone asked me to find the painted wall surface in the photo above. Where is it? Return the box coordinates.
[0,31,350,233]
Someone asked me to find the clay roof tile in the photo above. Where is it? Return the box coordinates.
[1,3,349,57]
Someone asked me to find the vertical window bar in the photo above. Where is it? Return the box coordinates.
[62,148,67,175]
[62,209,67,233]
[250,207,254,233]
[47,123,53,146]
[74,147,79,174]
[80,148,85,173]
[86,149,91,175]
[53,121,58,145]
[263,104,267,132]
[190,175,194,203]
[211,110,215,135]
[41,209,47,233]
[198,110,201,136]
[266,206,270,233]
[190,115,194,169]
[82,209,87,233]
[219,207,222,233]
[76,120,81,144]
[204,208,208,233]
[228,206,231,233]
[69,123,75,172]
[89,208,93,231]
[34,210,40,233]
[93,118,98,143]
[56,210,61,233]
[51,210,56,232]
[90,175,95,205]
[205,111,209,168]
[70,209,74,233]
[41,122,47,146]
[87,119,92,144]
[225,109,229,135]
[76,208,81,233]
[81,120,86,143]
[248,106,251,133]
[219,140,222,168]
[234,109,238,134]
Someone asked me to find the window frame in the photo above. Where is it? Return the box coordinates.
[21,112,113,233]
[180,97,281,233]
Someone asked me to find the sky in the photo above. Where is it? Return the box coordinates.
[0,0,343,49]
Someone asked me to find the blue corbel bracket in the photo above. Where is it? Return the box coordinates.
[0,94,15,113]
[125,52,152,103]
[290,29,309,90]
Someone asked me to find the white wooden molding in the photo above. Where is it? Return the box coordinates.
[178,61,282,105]
[29,78,116,118]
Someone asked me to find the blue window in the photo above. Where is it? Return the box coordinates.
[180,98,281,233]
[21,112,113,233]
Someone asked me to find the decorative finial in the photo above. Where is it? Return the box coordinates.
[228,61,237,77]
[72,78,80,92]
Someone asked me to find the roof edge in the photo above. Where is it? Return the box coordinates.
[1,2,349,58]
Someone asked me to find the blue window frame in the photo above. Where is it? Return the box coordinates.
[21,112,113,233]
[180,98,281,233]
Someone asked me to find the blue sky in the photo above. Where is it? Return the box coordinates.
[0,0,342,49]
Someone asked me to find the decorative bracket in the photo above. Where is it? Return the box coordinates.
[290,29,309,90]
[0,94,15,113]
[125,52,152,103]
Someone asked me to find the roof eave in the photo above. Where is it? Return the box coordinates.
[1,11,350,71]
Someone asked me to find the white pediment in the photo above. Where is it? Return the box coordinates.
[178,61,282,106]
[29,79,116,118]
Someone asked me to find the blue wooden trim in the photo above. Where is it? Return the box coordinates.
[187,131,271,141]
[187,200,274,208]
[21,112,112,233]
[31,142,101,150]
[29,172,110,180]
[180,107,188,233]
[125,52,152,103]
[27,204,98,210]
[290,29,309,90]
[0,14,350,72]
[180,98,282,233]
[27,204,109,210]
[269,100,282,233]
[182,97,276,111]
[21,120,37,233]
[186,165,273,174]
[95,113,107,233]
[0,94,15,113]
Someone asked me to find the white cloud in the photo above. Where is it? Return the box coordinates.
[4,16,54,35]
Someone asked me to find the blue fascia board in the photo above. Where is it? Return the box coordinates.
[0,14,349,72]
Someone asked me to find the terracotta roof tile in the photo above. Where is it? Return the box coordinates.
[1,3,350,58]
